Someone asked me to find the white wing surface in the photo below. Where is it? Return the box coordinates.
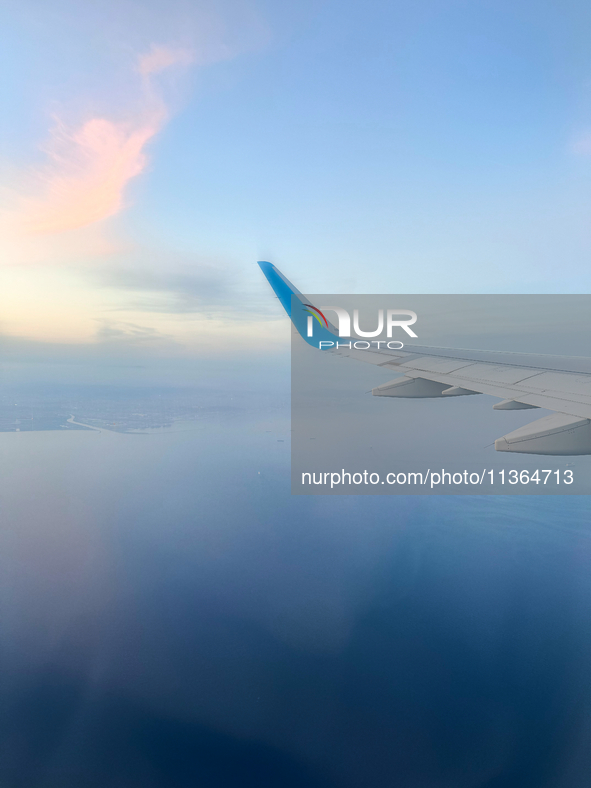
[259,261,591,455]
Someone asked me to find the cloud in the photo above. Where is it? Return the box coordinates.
[96,258,278,317]
[95,319,175,344]
[2,45,189,243]
[1,2,271,271]
[100,263,231,313]
[137,44,195,76]
[8,115,163,237]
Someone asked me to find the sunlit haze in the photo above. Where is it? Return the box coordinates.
[4,0,591,378]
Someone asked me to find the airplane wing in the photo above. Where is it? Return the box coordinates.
[258,261,591,455]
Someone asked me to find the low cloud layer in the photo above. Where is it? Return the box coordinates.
[97,259,277,317]
[95,319,176,345]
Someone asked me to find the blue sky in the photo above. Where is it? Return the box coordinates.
[2,0,591,368]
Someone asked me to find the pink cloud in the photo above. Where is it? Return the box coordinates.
[137,45,195,76]
[4,45,196,242]
[2,26,266,254]
[12,115,163,236]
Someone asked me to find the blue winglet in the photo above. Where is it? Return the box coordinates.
[258,261,336,348]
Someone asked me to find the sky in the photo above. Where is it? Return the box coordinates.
[2,0,591,379]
